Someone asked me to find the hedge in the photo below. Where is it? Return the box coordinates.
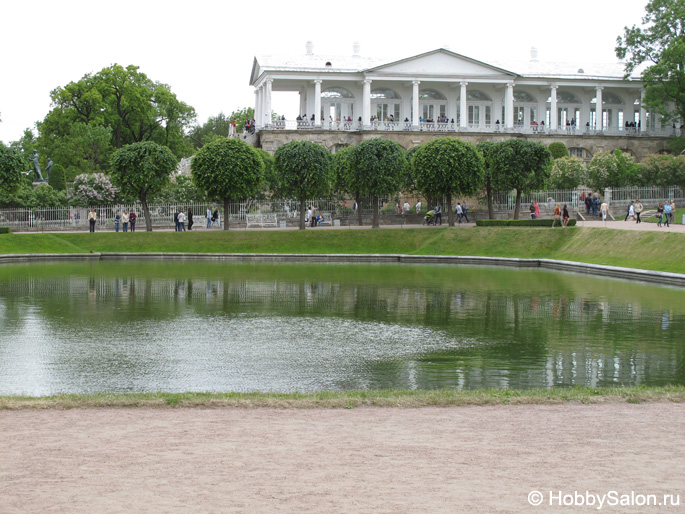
[0,227,11,234]
[476,219,577,227]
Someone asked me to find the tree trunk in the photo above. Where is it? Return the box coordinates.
[355,193,362,226]
[141,196,152,231]
[446,193,454,226]
[372,196,380,228]
[514,190,522,220]
[223,198,230,230]
[299,198,306,230]
[486,182,495,219]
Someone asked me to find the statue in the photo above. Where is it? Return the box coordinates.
[45,158,53,180]
[28,150,44,181]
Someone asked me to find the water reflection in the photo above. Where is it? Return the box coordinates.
[0,261,683,395]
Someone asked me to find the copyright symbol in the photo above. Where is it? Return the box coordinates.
[528,491,544,506]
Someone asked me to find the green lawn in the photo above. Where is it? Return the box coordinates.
[1,227,685,273]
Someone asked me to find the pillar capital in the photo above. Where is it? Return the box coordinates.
[460,81,468,87]
[412,79,420,86]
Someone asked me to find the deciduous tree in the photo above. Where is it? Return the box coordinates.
[548,156,586,190]
[348,138,406,228]
[274,141,332,230]
[110,142,177,231]
[191,138,264,230]
[0,143,24,196]
[412,138,484,226]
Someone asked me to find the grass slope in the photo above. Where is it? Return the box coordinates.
[1,227,684,273]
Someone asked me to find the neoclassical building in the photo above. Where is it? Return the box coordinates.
[249,43,676,159]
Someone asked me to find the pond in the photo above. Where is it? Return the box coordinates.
[0,261,684,395]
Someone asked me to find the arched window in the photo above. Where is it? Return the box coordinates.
[457,90,492,102]
[371,88,400,100]
[321,87,354,99]
[418,89,447,100]
[569,147,592,160]
[514,91,537,103]
[549,91,581,104]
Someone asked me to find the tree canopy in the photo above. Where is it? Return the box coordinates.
[0,143,24,196]
[585,149,641,192]
[38,64,195,175]
[110,141,177,231]
[412,138,484,226]
[348,138,406,228]
[191,138,264,229]
[616,0,685,123]
[274,141,333,230]
[548,156,586,190]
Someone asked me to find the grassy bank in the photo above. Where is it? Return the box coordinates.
[1,386,683,409]
[1,227,685,273]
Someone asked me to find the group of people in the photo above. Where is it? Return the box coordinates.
[424,202,470,225]
[306,206,324,227]
[655,200,676,227]
[174,207,194,231]
[110,209,137,232]
[582,192,603,217]
[206,207,220,228]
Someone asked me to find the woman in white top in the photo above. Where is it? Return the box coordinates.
[122,210,130,232]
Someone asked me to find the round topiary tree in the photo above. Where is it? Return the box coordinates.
[274,141,332,230]
[191,138,264,230]
[548,142,569,159]
[110,141,177,231]
[348,138,406,228]
[412,138,485,226]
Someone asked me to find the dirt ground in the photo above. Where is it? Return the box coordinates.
[1,403,683,513]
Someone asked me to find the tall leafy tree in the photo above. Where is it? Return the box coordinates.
[332,145,363,226]
[191,138,264,230]
[548,156,586,190]
[489,139,552,219]
[640,154,685,188]
[110,141,177,231]
[477,141,508,219]
[274,141,333,230]
[412,138,484,226]
[0,143,24,195]
[616,0,685,123]
[348,138,406,228]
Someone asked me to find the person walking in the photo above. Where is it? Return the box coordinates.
[213,208,220,228]
[600,201,609,222]
[434,203,442,225]
[88,208,97,232]
[670,200,676,225]
[174,208,180,231]
[663,201,672,227]
[462,203,470,223]
[122,210,129,232]
[562,204,570,227]
[656,203,664,227]
[177,210,186,231]
[552,203,561,228]
[634,199,643,223]
[206,207,212,229]
[188,207,194,230]
[624,201,635,221]
[311,205,318,227]
[114,211,121,232]
[129,210,137,232]
[455,202,463,223]
[529,202,536,219]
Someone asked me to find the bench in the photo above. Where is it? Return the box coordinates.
[246,213,278,228]
[317,212,333,226]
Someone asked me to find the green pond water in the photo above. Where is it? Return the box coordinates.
[0,261,684,396]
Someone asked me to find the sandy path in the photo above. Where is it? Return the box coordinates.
[1,404,683,513]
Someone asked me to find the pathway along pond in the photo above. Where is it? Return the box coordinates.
[0,261,684,396]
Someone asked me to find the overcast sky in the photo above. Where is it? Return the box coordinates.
[0,0,650,145]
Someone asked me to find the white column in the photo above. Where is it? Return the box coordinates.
[314,80,322,127]
[639,89,646,132]
[505,83,514,129]
[595,86,603,131]
[299,88,306,117]
[254,89,261,129]
[550,85,558,131]
[264,79,273,128]
[459,81,468,128]
[362,79,371,129]
[412,80,420,128]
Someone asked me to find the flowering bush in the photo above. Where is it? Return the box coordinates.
[69,173,119,206]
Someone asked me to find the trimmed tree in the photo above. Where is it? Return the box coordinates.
[477,141,508,219]
[191,138,264,230]
[348,138,406,228]
[0,143,24,196]
[332,145,363,226]
[274,141,333,230]
[110,141,177,231]
[412,138,484,226]
[490,139,552,219]
[640,154,685,189]
[548,142,569,159]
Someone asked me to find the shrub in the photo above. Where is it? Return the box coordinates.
[548,142,569,159]
[0,227,11,234]
[476,219,577,227]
